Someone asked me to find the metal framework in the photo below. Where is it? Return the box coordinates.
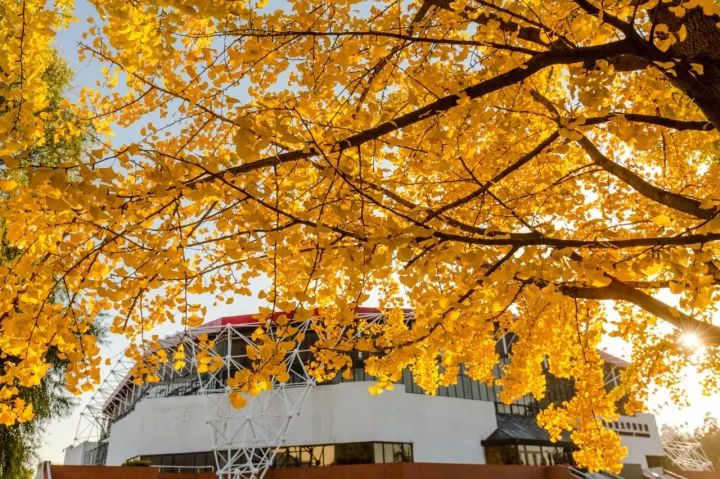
[183,319,317,479]
[72,309,397,478]
[73,336,201,464]
[72,354,134,465]
[184,309,395,479]
[649,399,714,472]
[74,356,131,443]
[660,426,713,472]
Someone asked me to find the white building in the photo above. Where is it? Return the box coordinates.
[63,309,667,479]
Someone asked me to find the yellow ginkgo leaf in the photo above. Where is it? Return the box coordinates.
[0,180,18,192]
[652,214,672,227]
[229,392,247,409]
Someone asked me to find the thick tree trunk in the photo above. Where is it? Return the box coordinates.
[652,3,720,129]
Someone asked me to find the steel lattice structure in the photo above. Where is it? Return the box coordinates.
[183,318,317,479]
[72,309,399,478]
[73,334,201,464]
[74,355,133,444]
[184,308,396,478]
[649,398,714,473]
[660,427,713,472]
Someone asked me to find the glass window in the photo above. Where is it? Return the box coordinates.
[383,443,394,462]
[486,445,522,465]
[524,445,541,465]
[323,445,335,466]
[392,443,405,462]
[374,443,385,463]
[274,450,294,468]
[402,444,413,462]
[336,442,374,465]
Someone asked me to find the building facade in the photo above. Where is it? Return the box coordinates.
[63,309,666,478]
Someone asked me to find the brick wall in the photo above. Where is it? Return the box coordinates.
[48,463,576,479]
[47,465,215,479]
[671,472,720,479]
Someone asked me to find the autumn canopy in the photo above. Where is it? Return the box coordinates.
[1,0,720,470]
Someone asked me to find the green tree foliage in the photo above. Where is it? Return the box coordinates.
[0,54,80,479]
[0,352,72,479]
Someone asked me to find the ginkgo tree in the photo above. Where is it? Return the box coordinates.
[2,0,720,471]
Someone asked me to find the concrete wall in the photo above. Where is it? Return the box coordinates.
[613,414,665,468]
[103,381,665,470]
[105,381,498,465]
[62,442,98,466]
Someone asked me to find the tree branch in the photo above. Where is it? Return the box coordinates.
[189,41,634,186]
[577,135,716,220]
[583,113,714,131]
[561,277,720,345]
[424,131,560,222]
[434,230,720,248]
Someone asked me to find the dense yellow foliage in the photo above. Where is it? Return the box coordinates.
[2,0,720,470]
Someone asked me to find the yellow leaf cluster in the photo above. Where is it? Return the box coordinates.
[2,0,720,471]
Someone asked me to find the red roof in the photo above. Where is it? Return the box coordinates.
[200,307,411,328]
[599,350,629,368]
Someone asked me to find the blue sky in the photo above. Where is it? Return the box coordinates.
[41,1,270,462]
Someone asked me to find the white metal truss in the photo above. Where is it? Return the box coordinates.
[182,308,404,479]
[660,426,713,472]
[73,337,200,464]
[71,308,409,477]
[180,318,317,479]
[72,355,134,465]
[649,399,714,472]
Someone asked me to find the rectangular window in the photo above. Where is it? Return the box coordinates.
[402,443,413,462]
[374,443,385,464]
[335,443,374,465]
[383,443,394,462]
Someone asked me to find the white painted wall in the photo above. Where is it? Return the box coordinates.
[63,441,98,465]
[104,382,665,470]
[616,413,665,468]
[105,381,497,465]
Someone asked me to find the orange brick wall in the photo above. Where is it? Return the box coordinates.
[49,463,576,479]
[47,465,215,479]
[49,465,159,479]
[670,472,720,479]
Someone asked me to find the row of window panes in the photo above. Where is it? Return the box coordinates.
[136,442,412,471]
[136,451,215,470]
[109,359,542,424]
[274,442,413,468]
[106,330,576,422]
[403,366,504,401]
[485,445,574,466]
[83,443,108,466]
